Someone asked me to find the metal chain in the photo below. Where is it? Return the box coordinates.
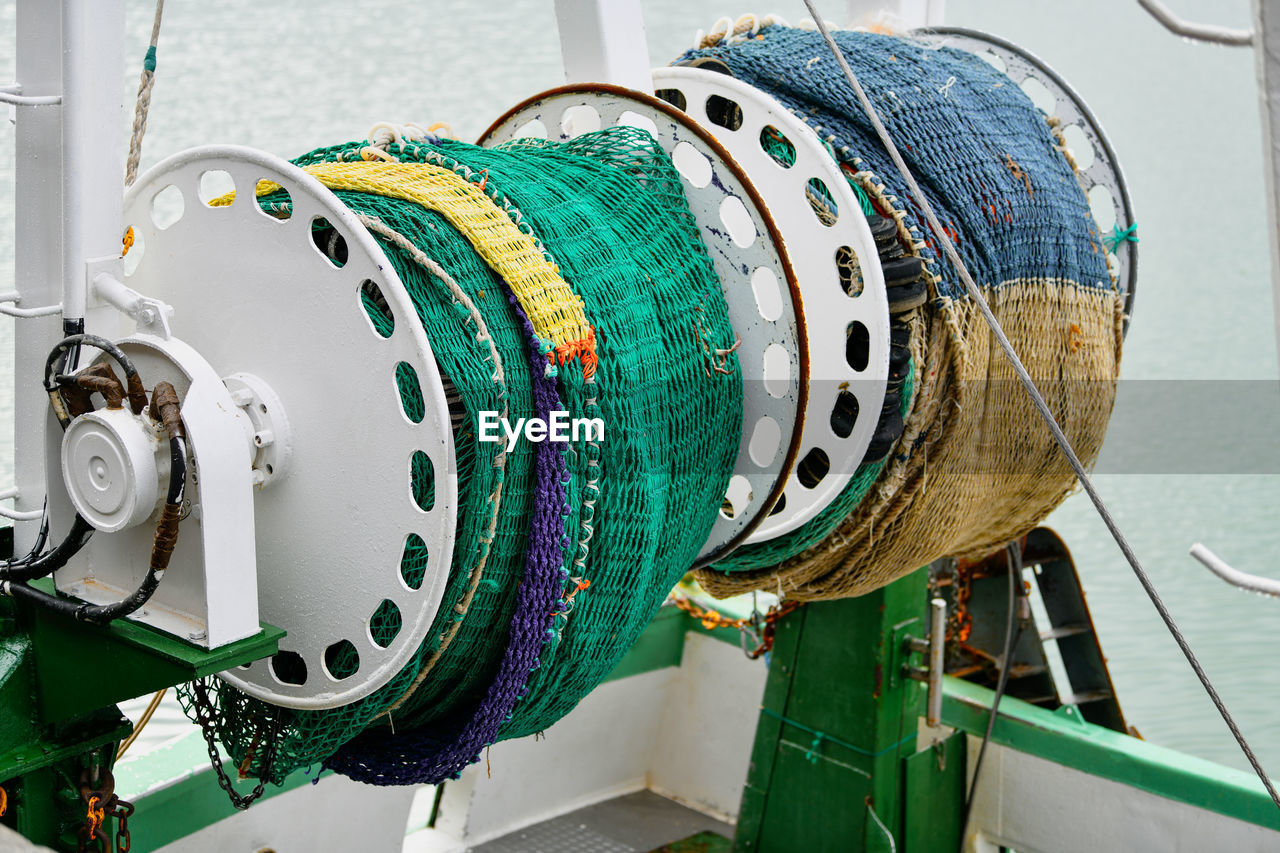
[75,766,135,853]
[111,798,134,853]
[668,595,802,659]
[188,678,280,810]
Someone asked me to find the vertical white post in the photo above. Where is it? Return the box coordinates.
[554,0,653,93]
[13,1,65,550]
[12,0,125,550]
[1257,0,1280,375]
[61,0,127,326]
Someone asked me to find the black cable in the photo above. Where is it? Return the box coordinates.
[0,515,94,582]
[2,333,151,580]
[0,503,52,577]
[2,435,185,624]
[2,335,184,620]
[44,333,147,424]
[958,542,1024,850]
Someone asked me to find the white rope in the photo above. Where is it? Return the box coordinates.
[799,0,1280,812]
[125,0,165,187]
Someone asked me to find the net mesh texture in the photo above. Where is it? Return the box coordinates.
[178,125,742,786]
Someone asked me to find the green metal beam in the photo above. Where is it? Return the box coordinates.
[734,569,929,852]
[941,675,1280,832]
[21,579,283,724]
[903,731,964,853]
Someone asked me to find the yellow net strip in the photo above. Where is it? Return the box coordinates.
[220,163,597,374]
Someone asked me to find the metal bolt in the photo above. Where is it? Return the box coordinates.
[228,388,254,407]
[188,630,207,641]
[253,430,274,448]
[251,469,266,486]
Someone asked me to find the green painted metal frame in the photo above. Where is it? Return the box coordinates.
[106,589,1280,851]
[733,570,929,852]
[940,675,1280,832]
[21,579,285,726]
[0,578,282,851]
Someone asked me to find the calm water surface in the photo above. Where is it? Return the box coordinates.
[1,0,1276,776]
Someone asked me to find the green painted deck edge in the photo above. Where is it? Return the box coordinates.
[114,608,1280,847]
[941,675,1280,832]
[116,729,322,852]
[604,605,741,682]
[116,604,723,847]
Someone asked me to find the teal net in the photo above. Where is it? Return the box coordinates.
[178,125,743,785]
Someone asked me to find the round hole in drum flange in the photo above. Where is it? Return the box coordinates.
[672,141,713,189]
[561,104,601,137]
[749,416,781,467]
[720,195,757,249]
[768,492,787,516]
[618,110,659,137]
[395,362,425,424]
[401,532,429,591]
[150,185,184,231]
[806,178,838,226]
[762,343,790,398]
[1061,124,1095,172]
[760,125,796,168]
[705,94,743,131]
[796,447,830,490]
[720,474,753,520]
[655,88,687,112]
[830,390,859,439]
[370,599,402,649]
[1087,185,1116,232]
[845,321,870,372]
[836,246,864,297]
[1020,77,1055,116]
[514,119,548,140]
[270,650,307,686]
[197,170,236,207]
[324,640,360,680]
[411,450,435,513]
[978,50,1006,73]
[751,266,783,321]
[255,180,292,220]
[360,279,394,338]
[310,216,348,268]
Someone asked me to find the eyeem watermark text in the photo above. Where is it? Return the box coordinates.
[478,411,604,451]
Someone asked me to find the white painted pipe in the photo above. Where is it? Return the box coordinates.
[60,0,126,325]
[1190,543,1280,598]
[1137,0,1254,46]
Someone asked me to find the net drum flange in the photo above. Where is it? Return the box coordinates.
[481,85,809,566]
[117,145,457,710]
[916,26,1138,331]
[650,67,892,543]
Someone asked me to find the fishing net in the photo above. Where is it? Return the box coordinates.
[178,125,743,786]
[684,25,1125,599]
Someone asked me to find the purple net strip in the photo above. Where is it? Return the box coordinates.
[324,292,571,785]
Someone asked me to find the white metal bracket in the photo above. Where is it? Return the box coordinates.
[91,266,174,339]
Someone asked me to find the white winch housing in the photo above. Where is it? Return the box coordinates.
[61,405,169,533]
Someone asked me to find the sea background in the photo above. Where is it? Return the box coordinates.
[1,0,1276,784]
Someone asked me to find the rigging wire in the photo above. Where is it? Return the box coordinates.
[958,542,1024,850]
[799,0,1280,813]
